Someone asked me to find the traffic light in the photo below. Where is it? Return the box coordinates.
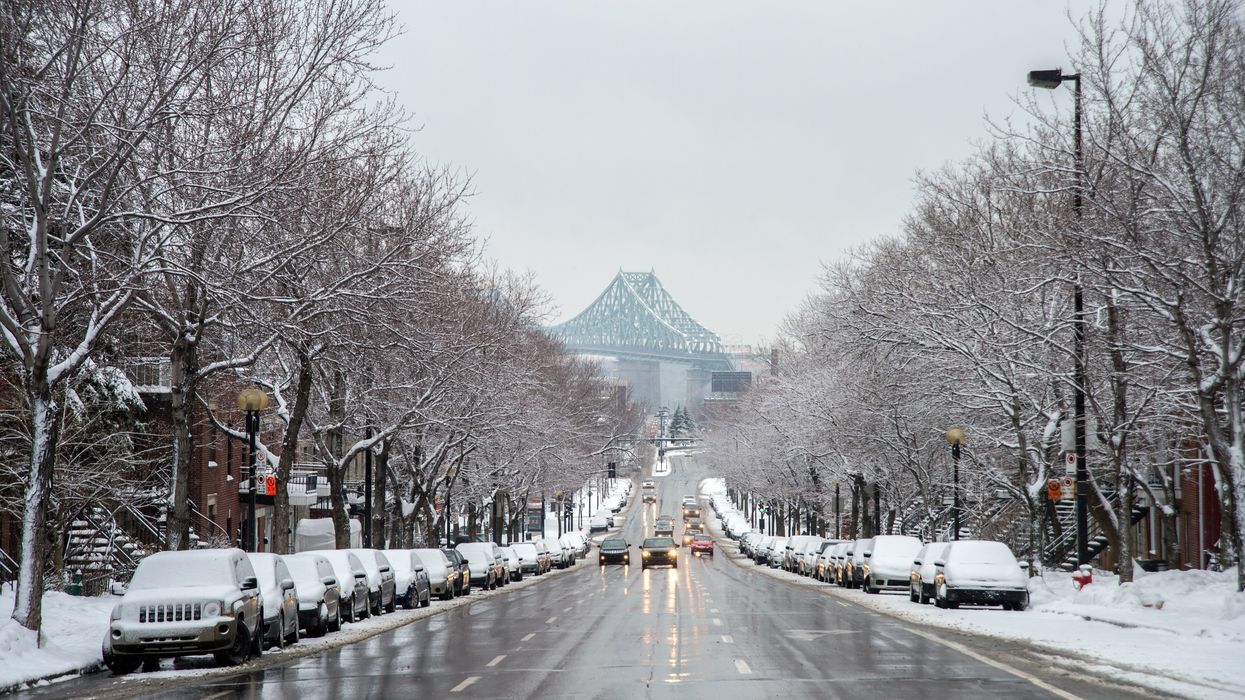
[565,501,574,516]
[607,461,617,479]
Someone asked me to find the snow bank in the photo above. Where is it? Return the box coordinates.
[0,586,115,691]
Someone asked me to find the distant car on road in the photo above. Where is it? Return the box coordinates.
[682,524,703,546]
[589,514,610,533]
[598,538,631,566]
[654,519,674,537]
[640,537,679,569]
[690,534,714,557]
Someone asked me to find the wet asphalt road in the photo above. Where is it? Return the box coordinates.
[26,453,1159,699]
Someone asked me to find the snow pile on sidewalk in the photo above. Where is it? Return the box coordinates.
[0,585,115,691]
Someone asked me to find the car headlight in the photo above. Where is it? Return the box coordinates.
[862,565,871,575]
[203,601,222,618]
[642,551,651,557]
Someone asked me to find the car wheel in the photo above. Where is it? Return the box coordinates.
[910,584,920,603]
[286,616,299,646]
[421,590,432,608]
[271,619,286,650]
[213,624,252,666]
[489,577,497,591]
[386,593,396,613]
[104,653,141,676]
[463,582,472,596]
[865,577,878,594]
[333,603,342,631]
[1013,597,1028,612]
[140,656,161,673]
[251,619,264,658]
[919,585,930,605]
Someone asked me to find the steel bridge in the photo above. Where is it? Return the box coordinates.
[550,271,734,408]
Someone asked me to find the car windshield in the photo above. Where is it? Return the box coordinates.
[693,535,712,542]
[251,557,276,589]
[601,539,627,550]
[643,538,675,549]
[129,554,234,590]
[283,556,320,581]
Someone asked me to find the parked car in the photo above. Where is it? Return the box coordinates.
[512,542,545,575]
[751,535,775,564]
[247,553,300,649]
[640,536,679,569]
[414,548,458,600]
[489,542,512,585]
[811,540,843,581]
[283,552,341,637]
[785,535,822,573]
[561,531,588,557]
[386,549,432,608]
[529,539,554,573]
[861,535,923,594]
[103,548,264,673]
[310,550,371,622]
[739,532,762,558]
[825,542,851,584]
[348,549,397,614]
[456,542,500,590]
[934,540,1030,610]
[690,534,714,557]
[443,548,472,595]
[845,538,874,588]
[767,537,789,568]
[833,541,855,585]
[598,537,631,565]
[501,546,524,582]
[910,542,951,604]
[589,514,610,533]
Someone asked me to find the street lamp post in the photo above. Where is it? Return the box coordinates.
[236,388,270,553]
[1028,67,1089,567]
[945,428,966,541]
[363,425,373,548]
[834,481,841,539]
[444,464,458,546]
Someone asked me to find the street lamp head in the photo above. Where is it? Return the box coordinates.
[944,427,967,445]
[1027,68,1067,89]
[235,387,269,412]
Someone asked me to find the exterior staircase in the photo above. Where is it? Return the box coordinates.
[1043,492,1149,571]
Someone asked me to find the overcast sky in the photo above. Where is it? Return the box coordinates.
[377,1,1086,345]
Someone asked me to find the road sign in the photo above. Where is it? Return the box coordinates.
[1061,475,1076,499]
[1047,478,1062,501]
[264,475,277,496]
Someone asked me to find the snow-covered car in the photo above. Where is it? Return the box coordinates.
[861,535,923,594]
[824,542,851,584]
[347,549,397,614]
[934,540,1030,610]
[511,543,544,575]
[103,548,263,673]
[530,538,556,571]
[785,535,822,572]
[751,535,775,564]
[385,549,432,609]
[910,542,951,604]
[247,553,300,649]
[845,538,874,588]
[501,546,524,582]
[766,537,789,568]
[561,532,589,557]
[589,514,610,533]
[413,548,458,600]
[310,550,371,622]
[443,549,472,596]
[283,552,341,637]
[456,542,501,589]
[811,540,843,581]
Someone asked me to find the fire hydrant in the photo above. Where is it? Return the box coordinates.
[1072,564,1093,590]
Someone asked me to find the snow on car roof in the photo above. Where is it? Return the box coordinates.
[946,540,1018,564]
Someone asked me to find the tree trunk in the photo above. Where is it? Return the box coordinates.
[166,333,200,551]
[327,370,349,549]
[12,388,62,637]
[271,349,314,554]
[373,441,389,547]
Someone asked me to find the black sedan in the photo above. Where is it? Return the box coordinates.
[598,538,631,566]
[640,537,679,569]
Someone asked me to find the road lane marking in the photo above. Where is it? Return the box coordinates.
[712,618,722,626]
[486,655,506,667]
[451,676,480,693]
[734,659,752,675]
[545,616,558,624]
[905,628,1081,700]
[521,632,536,641]
[721,635,734,643]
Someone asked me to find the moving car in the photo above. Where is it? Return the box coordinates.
[654,517,674,537]
[640,537,679,569]
[414,548,458,600]
[598,538,631,565]
[311,550,371,622]
[348,549,397,615]
[690,534,714,556]
[246,553,300,649]
[934,540,1030,610]
[859,535,923,594]
[910,542,951,604]
[682,524,703,546]
[386,549,432,608]
[642,481,657,503]
[283,552,341,637]
[589,514,610,533]
[103,548,263,673]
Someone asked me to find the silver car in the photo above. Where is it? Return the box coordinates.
[284,552,342,636]
[103,548,263,673]
[247,553,300,649]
